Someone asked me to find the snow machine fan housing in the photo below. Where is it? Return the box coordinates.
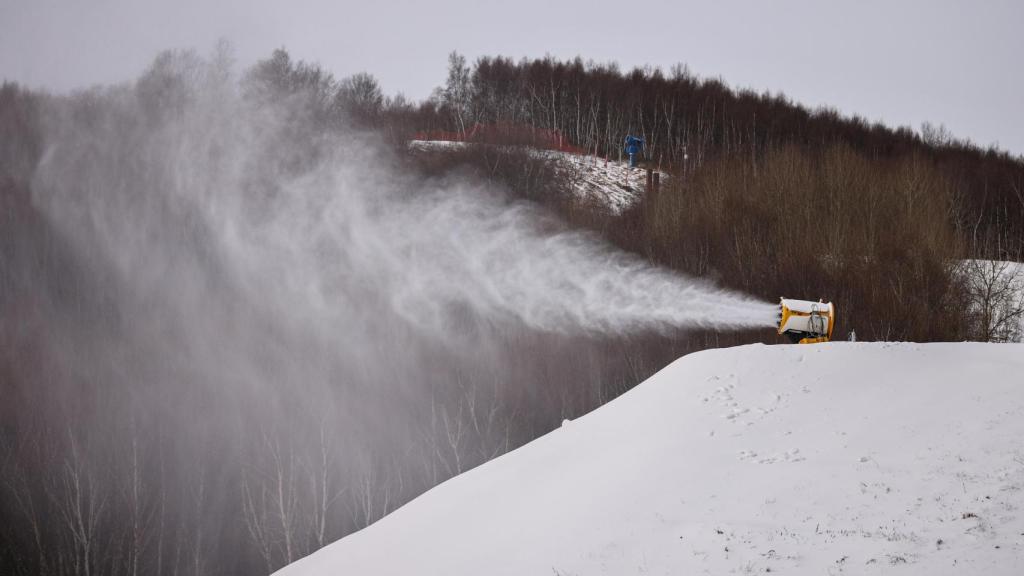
[777,298,836,344]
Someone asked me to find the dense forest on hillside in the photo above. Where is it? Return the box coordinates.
[1,48,1023,576]
[421,54,1024,253]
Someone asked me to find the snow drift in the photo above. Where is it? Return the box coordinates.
[276,342,1024,575]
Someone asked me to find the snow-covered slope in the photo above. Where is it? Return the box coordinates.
[409,140,666,213]
[277,343,1024,575]
[540,150,665,214]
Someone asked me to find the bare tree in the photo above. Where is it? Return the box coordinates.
[1,430,49,575]
[306,420,345,550]
[49,429,107,576]
[347,456,394,531]
[241,431,301,572]
[335,72,384,126]
[960,259,1024,342]
[443,52,472,136]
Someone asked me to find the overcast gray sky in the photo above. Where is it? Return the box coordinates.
[2,0,1022,154]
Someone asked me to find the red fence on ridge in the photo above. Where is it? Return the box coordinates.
[412,123,586,154]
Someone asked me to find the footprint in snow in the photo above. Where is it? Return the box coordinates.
[725,407,750,420]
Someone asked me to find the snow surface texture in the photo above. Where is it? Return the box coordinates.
[409,140,666,214]
[277,343,1024,575]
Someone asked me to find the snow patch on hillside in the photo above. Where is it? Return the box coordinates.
[536,149,666,214]
[409,140,666,214]
[408,139,470,151]
[277,342,1024,576]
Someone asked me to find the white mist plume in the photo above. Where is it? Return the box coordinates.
[9,50,779,572]
[275,160,777,338]
[33,64,775,351]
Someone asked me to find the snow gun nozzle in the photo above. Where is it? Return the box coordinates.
[777,298,835,344]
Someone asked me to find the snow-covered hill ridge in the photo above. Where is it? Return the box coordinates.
[277,343,1024,575]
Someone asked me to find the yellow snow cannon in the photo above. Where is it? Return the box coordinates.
[777,298,836,344]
